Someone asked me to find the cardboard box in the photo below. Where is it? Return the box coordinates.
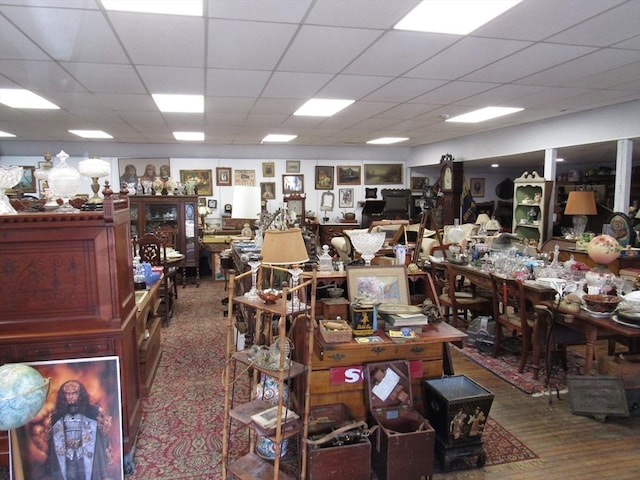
[364,361,435,480]
[307,403,371,480]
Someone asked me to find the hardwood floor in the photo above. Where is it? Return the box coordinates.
[436,341,640,480]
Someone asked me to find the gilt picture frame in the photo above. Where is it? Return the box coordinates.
[262,161,275,177]
[180,169,213,196]
[470,178,485,198]
[337,165,361,185]
[315,166,334,190]
[282,174,304,194]
[286,160,300,173]
[346,265,410,305]
[363,164,403,185]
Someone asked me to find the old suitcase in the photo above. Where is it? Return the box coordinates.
[307,403,371,480]
[364,360,435,480]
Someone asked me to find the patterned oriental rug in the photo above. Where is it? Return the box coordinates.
[454,340,585,396]
[0,277,537,480]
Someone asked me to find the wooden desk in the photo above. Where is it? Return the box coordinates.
[540,302,640,374]
[294,322,466,421]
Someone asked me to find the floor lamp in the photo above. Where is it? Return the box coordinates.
[564,190,597,238]
[260,228,309,312]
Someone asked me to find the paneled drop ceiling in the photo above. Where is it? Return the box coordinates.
[0,0,639,163]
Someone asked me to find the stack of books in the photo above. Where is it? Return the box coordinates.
[382,312,429,328]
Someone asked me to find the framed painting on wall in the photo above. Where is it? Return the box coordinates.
[10,356,124,480]
[364,164,403,185]
[315,166,334,190]
[286,160,300,173]
[260,182,276,203]
[216,167,232,186]
[339,188,354,208]
[235,169,256,186]
[470,178,485,197]
[337,165,361,185]
[262,162,275,177]
[118,158,170,188]
[282,174,304,194]
[180,169,213,195]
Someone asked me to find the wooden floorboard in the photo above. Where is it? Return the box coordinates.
[434,340,640,479]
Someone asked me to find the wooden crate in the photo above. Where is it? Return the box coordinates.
[307,403,371,480]
[364,361,435,480]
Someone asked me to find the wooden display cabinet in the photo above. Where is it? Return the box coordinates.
[0,197,142,469]
[129,195,200,285]
[512,171,553,249]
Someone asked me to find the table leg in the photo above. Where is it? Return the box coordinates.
[583,326,598,374]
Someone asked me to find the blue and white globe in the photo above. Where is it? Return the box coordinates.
[0,363,49,430]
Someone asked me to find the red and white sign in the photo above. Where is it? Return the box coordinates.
[329,360,423,385]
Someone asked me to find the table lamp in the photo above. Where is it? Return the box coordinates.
[260,228,309,311]
[564,190,597,238]
[232,185,262,244]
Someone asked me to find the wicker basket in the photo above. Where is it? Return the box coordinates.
[319,319,353,343]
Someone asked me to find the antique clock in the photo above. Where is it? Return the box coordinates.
[439,154,463,225]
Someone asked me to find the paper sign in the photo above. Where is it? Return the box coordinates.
[372,367,400,401]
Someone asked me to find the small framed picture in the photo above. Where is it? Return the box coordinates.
[282,174,304,194]
[470,178,485,197]
[315,166,334,190]
[208,199,217,209]
[411,177,428,191]
[286,160,300,173]
[262,162,275,177]
[339,188,354,208]
[180,169,213,196]
[216,167,232,186]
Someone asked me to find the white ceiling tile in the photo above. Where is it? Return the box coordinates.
[305,0,420,28]
[343,31,459,76]
[207,19,297,70]
[137,66,204,93]
[62,62,147,94]
[411,81,499,105]
[0,60,86,93]
[0,15,50,61]
[262,71,333,98]
[462,43,597,83]
[108,12,204,67]
[363,77,446,103]
[278,25,381,73]
[316,75,392,100]
[208,0,312,23]
[2,5,129,63]
[206,69,270,97]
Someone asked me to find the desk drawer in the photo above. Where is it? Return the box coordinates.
[18,339,114,360]
[314,340,441,368]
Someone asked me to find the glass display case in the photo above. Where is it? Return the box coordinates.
[129,195,199,285]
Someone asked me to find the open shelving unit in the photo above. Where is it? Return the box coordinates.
[221,265,317,480]
[512,171,553,249]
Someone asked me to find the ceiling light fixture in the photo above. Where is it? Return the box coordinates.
[69,130,113,139]
[491,164,499,168]
[556,158,565,162]
[0,131,16,138]
[446,106,523,123]
[0,89,59,109]
[395,0,522,35]
[367,137,409,145]
[152,94,204,113]
[294,99,354,117]
[174,131,204,141]
[101,0,203,16]
[262,134,297,143]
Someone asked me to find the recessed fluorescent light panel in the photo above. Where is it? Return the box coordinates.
[491,164,499,168]
[0,89,59,109]
[262,134,297,143]
[152,94,204,113]
[395,0,522,35]
[294,99,354,117]
[446,107,523,123]
[69,130,113,139]
[101,0,203,16]
[0,131,16,138]
[367,137,409,145]
[174,131,204,141]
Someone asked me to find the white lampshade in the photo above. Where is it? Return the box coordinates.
[231,186,261,219]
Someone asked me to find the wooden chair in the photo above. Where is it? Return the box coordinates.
[490,273,539,374]
[136,233,176,326]
[154,224,180,299]
[434,262,490,328]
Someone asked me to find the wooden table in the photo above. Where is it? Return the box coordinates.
[540,302,640,374]
[293,322,467,421]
